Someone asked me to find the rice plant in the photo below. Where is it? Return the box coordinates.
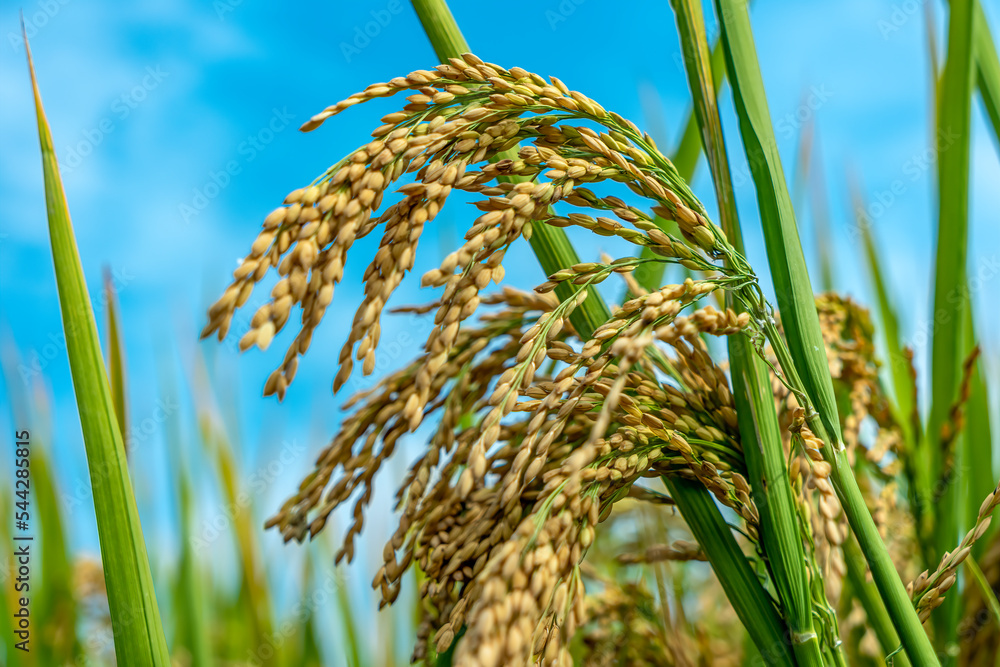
[14,0,1000,665]
[194,1,1000,664]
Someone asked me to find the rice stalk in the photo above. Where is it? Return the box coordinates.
[851,182,919,454]
[670,0,832,663]
[806,135,834,294]
[712,0,938,662]
[200,45,827,661]
[636,26,727,293]
[842,534,910,666]
[963,556,1000,632]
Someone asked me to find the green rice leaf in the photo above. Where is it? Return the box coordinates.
[23,26,170,665]
[637,31,726,293]
[964,556,1000,630]
[713,0,841,447]
[670,33,727,183]
[670,0,822,661]
[927,0,976,652]
[172,459,215,665]
[842,532,910,666]
[193,358,276,664]
[160,362,214,667]
[806,138,835,293]
[714,1,939,663]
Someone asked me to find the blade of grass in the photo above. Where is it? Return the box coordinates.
[295,552,325,667]
[334,561,362,666]
[791,106,814,216]
[671,33,728,182]
[928,0,976,655]
[713,1,939,663]
[409,2,793,663]
[967,2,999,562]
[103,265,129,460]
[174,462,215,666]
[670,0,826,663]
[23,26,170,665]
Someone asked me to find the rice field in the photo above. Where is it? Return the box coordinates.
[3,0,1000,665]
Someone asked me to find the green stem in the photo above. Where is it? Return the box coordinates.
[670,0,825,663]
[761,318,937,666]
[713,1,939,663]
[409,0,466,57]
[843,532,911,667]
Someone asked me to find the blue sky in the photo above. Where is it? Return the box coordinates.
[2,0,1000,652]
